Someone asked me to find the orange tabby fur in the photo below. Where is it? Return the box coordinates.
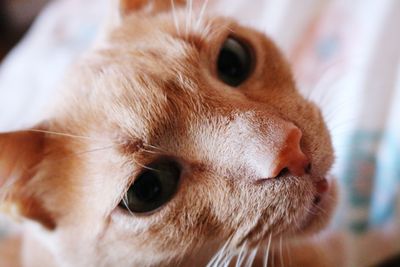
[0,1,338,266]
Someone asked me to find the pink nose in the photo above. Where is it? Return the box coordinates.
[271,127,310,178]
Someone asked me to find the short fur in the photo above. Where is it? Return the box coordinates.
[0,1,337,266]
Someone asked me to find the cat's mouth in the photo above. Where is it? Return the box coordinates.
[296,176,336,234]
[233,176,336,249]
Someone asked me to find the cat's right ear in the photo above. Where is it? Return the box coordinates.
[103,0,186,35]
[117,0,186,18]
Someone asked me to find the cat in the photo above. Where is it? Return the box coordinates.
[0,0,338,266]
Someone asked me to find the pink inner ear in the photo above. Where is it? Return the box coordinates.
[0,130,56,229]
[0,159,15,188]
[120,0,144,15]
[0,131,45,189]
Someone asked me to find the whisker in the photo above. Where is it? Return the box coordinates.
[121,194,135,216]
[322,102,358,125]
[271,243,275,267]
[279,236,284,267]
[207,236,232,267]
[53,143,162,173]
[73,145,116,156]
[0,175,19,203]
[244,246,259,267]
[140,148,162,155]
[292,217,303,233]
[185,0,193,36]
[217,243,233,267]
[195,0,209,30]
[326,115,361,130]
[263,233,272,267]
[143,143,169,154]
[304,206,318,216]
[303,60,343,101]
[49,145,117,164]
[28,129,118,143]
[312,203,328,215]
[235,241,247,267]
[222,253,234,267]
[171,0,181,35]
[131,158,161,172]
[285,240,293,267]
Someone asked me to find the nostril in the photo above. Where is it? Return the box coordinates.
[313,195,322,205]
[269,126,310,178]
[275,167,289,179]
[305,163,312,174]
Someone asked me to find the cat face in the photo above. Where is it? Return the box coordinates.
[0,1,337,266]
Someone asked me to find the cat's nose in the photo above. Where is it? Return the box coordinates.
[270,126,310,178]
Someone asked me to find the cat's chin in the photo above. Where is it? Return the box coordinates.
[294,177,338,236]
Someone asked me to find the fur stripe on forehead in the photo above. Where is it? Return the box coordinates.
[62,37,204,142]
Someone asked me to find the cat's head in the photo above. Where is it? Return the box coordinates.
[0,0,337,266]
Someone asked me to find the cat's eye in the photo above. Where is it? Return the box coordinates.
[217,36,253,87]
[119,158,181,214]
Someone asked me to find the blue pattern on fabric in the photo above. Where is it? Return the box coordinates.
[340,130,400,233]
[370,132,400,225]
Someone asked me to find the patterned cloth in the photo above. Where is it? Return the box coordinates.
[0,0,399,266]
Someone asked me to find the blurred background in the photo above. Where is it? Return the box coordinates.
[0,0,49,61]
[0,0,399,266]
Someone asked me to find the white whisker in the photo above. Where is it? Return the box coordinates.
[28,129,117,143]
[222,253,234,267]
[73,145,116,156]
[143,143,169,154]
[121,195,135,216]
[279,236,284,267]
[141,148,162,155]
[263,233,272,267]
[312,203,328,215]
[195,0,209,30]
[207,236,232,267]
[285,240,293,267]
[271,244,275,267]
[186,0,193,36]
[244,246,259,267]
[235,241,247,267]
[171,0,181,35]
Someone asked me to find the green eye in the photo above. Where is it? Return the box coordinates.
[120,158,181,214]
[217,36,253,87]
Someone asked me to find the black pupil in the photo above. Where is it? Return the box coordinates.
[121,159,181,213]
[134,173,162,202]
[217,37,252,87]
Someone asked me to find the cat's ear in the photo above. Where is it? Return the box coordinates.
[0,130,55,229]
[118,0,186,17]
[102,0,186,35]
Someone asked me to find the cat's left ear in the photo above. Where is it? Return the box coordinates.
[0,130,55,229]
[0,131,45,188]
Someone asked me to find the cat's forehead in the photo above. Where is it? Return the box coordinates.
[64,13,292,145]
[110,14,232,49]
